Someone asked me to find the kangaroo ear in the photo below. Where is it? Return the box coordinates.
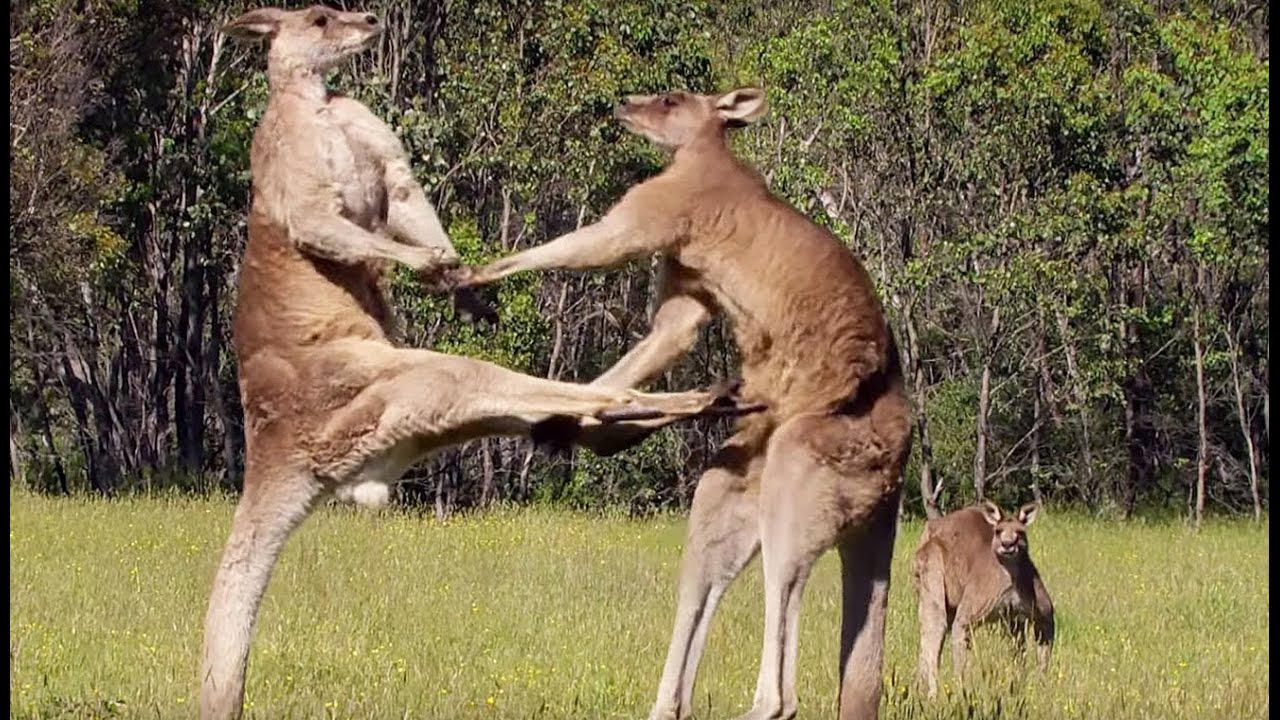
[715,87,768,127]
[1018,501,1041,526]
[980,500,1003,526]
[223,7,287,41]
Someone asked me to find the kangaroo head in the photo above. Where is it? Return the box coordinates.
[612,88,768,150]
[223,6,382,80]
[980,500,1040,562]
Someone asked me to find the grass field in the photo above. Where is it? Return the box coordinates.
[9,489,1269,719]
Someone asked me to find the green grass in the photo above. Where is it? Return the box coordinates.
[9,489,1269,719]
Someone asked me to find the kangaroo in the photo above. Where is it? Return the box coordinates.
[202,10,760,720]
[910,501,1055,698]
[450,88,913,720]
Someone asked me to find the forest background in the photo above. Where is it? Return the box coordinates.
[8,0,1269,523]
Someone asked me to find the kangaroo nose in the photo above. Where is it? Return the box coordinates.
[364,14,378,25]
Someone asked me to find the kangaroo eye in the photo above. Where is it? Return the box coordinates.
[314,15,328,27]
[662,95,678,107]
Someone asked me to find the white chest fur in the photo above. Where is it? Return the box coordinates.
[316,105,386,229]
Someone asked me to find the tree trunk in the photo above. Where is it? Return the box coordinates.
[1263,342,1270,445]
[1029,315,1052,505]
[974,353,993,502]
[1225,327,1262,522]
[1121,367,1155,518]
[1030,375,1044,505]
[972,307,1000,502]
[58,350,109,494]
[142,199,175,473]
[480,439,495,507]
[1056,311,1097,499]
[1192,265,1209,529]
[175,252,208,475]
[903,298,940,518]
[434,463,451,521]
[10,405,26,487]
[20,314,70,493]
[1119,259,1155,518]
[206,269,244,492]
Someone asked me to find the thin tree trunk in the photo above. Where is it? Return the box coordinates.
[206,269,244,492]
[1121,368,1155,518]
[1263,344,1270,444]
[1029,315,1052,505]
[1192,265,1209,529]
[974,355,993,502]
[1266,388,1271,445]
[36,397,69,495]
[903,298,940,518]
[1030,376,1044,505]
[1056,311,1097,499]
[435,458,454,521]
[176,243,208,475]
[58,349,109,494]
[19,314,71,494]
[10,405,26,487]
[973,307,999,502]
[480,439,495,507]
[546,206,587,383]
[141,202,172,470]
[1225,327,1262,522]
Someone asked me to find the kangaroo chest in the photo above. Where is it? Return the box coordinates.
[316,106,387,231]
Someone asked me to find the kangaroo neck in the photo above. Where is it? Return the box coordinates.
[267,64,328,103]
[672,130,731,164]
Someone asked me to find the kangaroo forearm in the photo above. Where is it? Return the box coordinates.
[471,217,662,286]
[592,295,710,389]
[591,334,689,390]
[384,162,460,260]
[294,215,445,269]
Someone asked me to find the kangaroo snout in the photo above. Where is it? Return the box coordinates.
[615,94,657,117]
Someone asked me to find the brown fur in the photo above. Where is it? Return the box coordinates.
[199,11,761,720]
[453,88,913,720]
[910,501,1055,698]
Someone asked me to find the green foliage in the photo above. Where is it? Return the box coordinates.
[392,217,551,372]
[548,429,690,510]
[6,0,1268,516]
[433,0,719,209]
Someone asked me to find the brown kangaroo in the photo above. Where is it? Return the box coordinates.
[201,10,759,720]
[452,88,913,720]
[910,500,1055,698]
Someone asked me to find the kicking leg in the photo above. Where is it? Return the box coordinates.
[406,350,726,421]
[313,347,734,479]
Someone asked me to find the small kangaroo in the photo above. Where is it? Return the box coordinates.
[202,9,759,720]
[911,500,1055,698]
[452,88,912,720]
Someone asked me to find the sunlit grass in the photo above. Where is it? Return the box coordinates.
[9,489,1269,719]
